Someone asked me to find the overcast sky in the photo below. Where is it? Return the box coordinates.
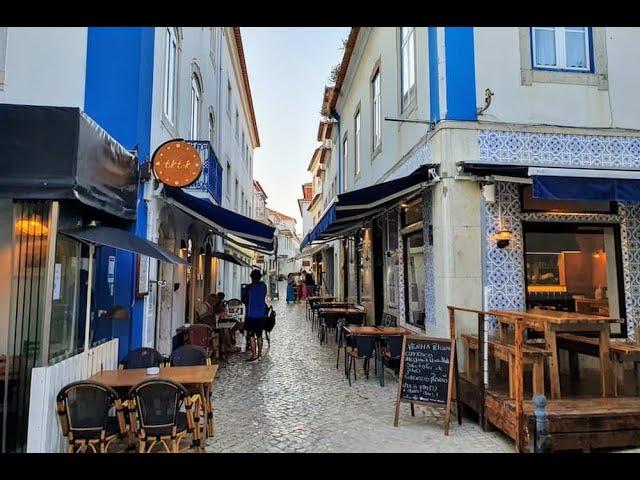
[241,27,349,234]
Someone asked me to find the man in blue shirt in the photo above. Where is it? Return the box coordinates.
[242,269,269,362]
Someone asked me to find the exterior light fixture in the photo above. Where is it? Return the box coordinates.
[493,184,511,249]
[15,217,49,236]
[494,229,512,249]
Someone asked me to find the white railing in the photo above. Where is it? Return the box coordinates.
[26,339,119,453]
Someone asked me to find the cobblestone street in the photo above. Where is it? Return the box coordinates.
[205,283,514,453]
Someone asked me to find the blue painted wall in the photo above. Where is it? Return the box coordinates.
[428,27,440,122]
[444,27,477,121]
[84,27,155,360]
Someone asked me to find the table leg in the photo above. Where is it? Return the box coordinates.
[378,340,385,388]
[545,323,561,399]
[598,325,614,397]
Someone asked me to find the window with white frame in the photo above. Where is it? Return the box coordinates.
[208,111,216,145]
[354,109,361,176]
[163,27,178,122]
[372,69,381,151]
[400,27,416,110]
[531,27,591,71]
[235,110,239,141]
[342,134,349,191]
[189,74,201,139]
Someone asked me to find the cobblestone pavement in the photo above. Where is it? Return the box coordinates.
[205,283,514,453]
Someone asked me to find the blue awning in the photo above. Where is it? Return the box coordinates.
[300,164,435,249]
[529,167,640,203]
[163,187,276,253]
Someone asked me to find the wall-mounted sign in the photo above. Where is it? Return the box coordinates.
[151,139,203,188]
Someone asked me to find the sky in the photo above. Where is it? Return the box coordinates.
[241,27,349,235]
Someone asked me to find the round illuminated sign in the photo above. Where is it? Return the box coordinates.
[151,140,203,188]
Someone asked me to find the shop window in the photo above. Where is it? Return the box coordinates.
[403,230,425,328]
[401,200,422,227]
[521,185,615,214]
[524,222,624,336]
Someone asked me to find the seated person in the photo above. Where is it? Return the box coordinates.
[197,293,218,327]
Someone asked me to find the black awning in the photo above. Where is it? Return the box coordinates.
[301,164,435,249]
[163,187,276,253]
[60,226,188,265]
[0,104,139,220]
[458,162,529,178]
[210,251,243,267]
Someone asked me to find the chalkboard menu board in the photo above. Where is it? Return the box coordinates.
[394,335,459,435]
[400,337,451,405]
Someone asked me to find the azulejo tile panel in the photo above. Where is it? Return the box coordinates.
[482,181,640,338]
[478,130,640,170]
[387,142,432,181]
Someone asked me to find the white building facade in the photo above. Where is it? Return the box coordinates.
[302,27,640,350]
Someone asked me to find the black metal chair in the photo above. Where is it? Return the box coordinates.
[56,380,127,453]
[119,347,164,370]
[127,378,203,453]
[345,335,377,386]
[320,312,340,345]
[169,345,210,366]
[380,335,404,384]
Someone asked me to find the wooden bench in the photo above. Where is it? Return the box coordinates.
[462,333,550,398]
[556,333,640,395]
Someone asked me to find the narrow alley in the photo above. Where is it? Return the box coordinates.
[205,282,513,453]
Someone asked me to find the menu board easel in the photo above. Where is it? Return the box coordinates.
[394,335,461,435]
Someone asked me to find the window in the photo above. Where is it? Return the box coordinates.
[241,191,245,215]
[0,27,7,90]
[521,185,614,214]
[234,179,239,210]
[342,134,349,191]
[400,27,416,109]
[404,230,425,328]
[354,110,361,175]
[208,111,216,145]
[532,27,591,71]
[235,110,239,141]
[226,162,232,199]
[163,27,178,122]
[371,69,381,150]
[189,74,201,139]
[227,80,232,116]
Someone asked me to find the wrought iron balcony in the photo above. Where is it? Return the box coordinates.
[183,140,223,204]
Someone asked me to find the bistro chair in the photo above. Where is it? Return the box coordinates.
[320,312,340,345]
[226,298,245,321]
[127,378,203,453]
[380,335,403,383]
[119,347,164,370]
[169,345,211,366]
[184,324,217,358]
[345,335,377,386]
[56,380,127,453]
[169,345,214,437]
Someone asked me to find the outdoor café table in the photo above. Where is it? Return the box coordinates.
[313,302,355,330]
[317,306,363,341]
[307,296,336,321]
[343,326,412,387]
[90,365,218,439]
[489,308,621,399]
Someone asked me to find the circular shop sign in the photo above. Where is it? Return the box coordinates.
[151,140,203,188]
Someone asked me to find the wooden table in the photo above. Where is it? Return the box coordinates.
[343,326,412,386]
[307,296,336,321]
[91,365,218,438]
[490,309,620,399]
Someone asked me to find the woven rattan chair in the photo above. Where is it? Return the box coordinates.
[56,380,127,453]
[127,378,203,453]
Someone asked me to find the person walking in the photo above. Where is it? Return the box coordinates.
[241,269,269,362]
[305,270,316,298]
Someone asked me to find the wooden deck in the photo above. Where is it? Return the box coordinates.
[459,372,640,452]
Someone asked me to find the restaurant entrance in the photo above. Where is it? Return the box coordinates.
[523,222,625,336]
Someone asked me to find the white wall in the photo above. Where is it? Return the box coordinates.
[0,28,87,107]
[474,27,640,129]
[335,27,431,191]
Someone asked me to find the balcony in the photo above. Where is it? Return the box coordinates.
[184,140,223,204]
